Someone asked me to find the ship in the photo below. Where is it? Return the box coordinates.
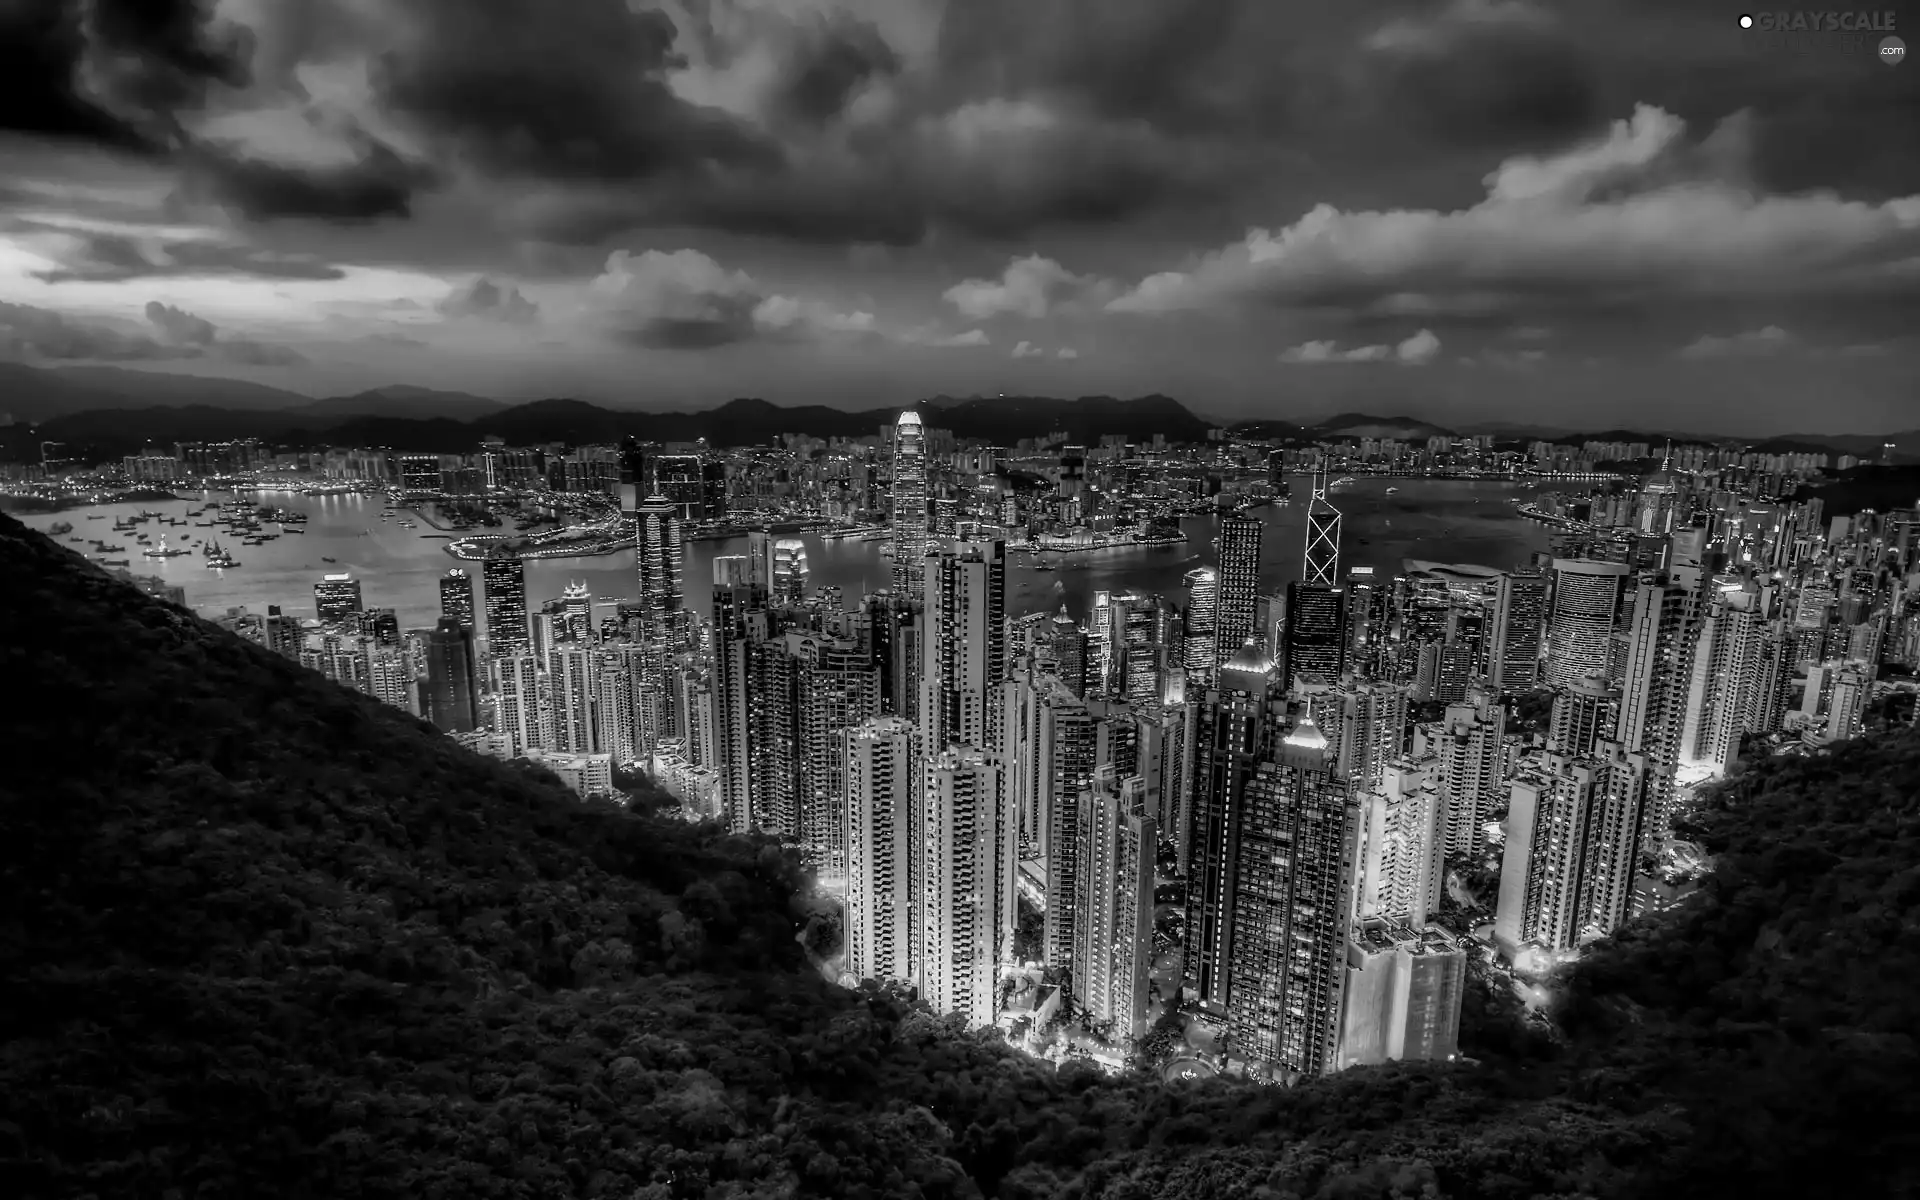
[206,545,239,569]
[1385,486,1399,495]
[322,556,338,564]
[141,535,190,558]
[49,521,74,535]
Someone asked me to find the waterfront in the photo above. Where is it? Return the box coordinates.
[13,476,1555,631]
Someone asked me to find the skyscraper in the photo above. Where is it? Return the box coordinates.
[891,410,929,601]
[1071,769,1157,1042]
[1420,685,1507,858]
[1187,639,1284,1007]
[314,572,363,625]
[1615,572,1702,850]
[1225,716,1358,1079]
[1488,571,1547,693]
[1545,559,1630,687]
[921,746,1012,1027]
[844,716,918,987]
[711,555,762,832]
[439,568,475,632]
[1281,582,1347,689]
[1304,470,1342,588]
[921,540,1007,754]
[771,538,810,605]
[1214,515,1263,665]
[421,616,478,735]
[481,551,531,658]
[634,493,685,626]
[1184,565,1219,676]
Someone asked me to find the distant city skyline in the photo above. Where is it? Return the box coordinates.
[0,3,1916,431]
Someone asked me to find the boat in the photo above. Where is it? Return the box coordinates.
[86,515,105,521]
[101,558,129,567]
[66,535,86,543]
[283,526,305,534]
[322,556,338,564]
[49,521,74,535]
[1385,487,1399,495]
[142,535,190,558]
[206,546,239,569]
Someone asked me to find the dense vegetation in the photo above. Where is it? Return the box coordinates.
[2,512,1917,1198]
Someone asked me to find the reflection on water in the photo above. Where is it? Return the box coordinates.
[17,475,1554,630]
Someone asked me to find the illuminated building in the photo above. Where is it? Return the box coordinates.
[920,746,1013,1028]
[1544,559,1630,687]
[891,410,929,601]
[844,716,918,987]
[1488,571,1546,693]
[1071,768,1157,1042]
[1214,515,1263,666]
[439,568,475,632]
[481,552,530,657]
[313,572,363,625]
[422,616,479,735]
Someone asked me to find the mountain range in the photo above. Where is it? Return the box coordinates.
[1,362,1915,461]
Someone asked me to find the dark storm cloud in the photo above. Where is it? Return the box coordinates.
[370,0,777,184]
[437,277,540,324]
[0,0,249,151]
[143,300,309,365]
[774,14,902,127]
[145,300,215,345]
[0,301,195,361]
[1365,15,1604,150]
[186,139,428,222]
[11,223,348,283]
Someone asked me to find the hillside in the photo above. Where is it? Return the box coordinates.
[3,512,1919,1197]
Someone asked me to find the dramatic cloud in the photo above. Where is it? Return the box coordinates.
[145,300,215,345]
[438,277,539,324]
[0,302,193,361]
[1011,340,1045,359]
[1280,329,1441,365]
[11,224,348,284]
[1678,325,1796,359]
[586,249,872,350]
[1108,106,1920,318]
[944,255,1115,320]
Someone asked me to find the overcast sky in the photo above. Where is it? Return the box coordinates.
[0,0,1916,432]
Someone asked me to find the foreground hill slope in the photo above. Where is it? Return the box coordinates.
[0,511,1916,1198]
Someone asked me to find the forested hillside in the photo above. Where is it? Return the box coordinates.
[1,511,1915,1199]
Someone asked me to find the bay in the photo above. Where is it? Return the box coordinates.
[17,476,1554,631]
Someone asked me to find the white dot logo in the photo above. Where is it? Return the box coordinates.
[1738,14,1754,28]
[1883,35,1907,65]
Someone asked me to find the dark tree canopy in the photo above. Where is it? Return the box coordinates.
[1,511,1916,1199]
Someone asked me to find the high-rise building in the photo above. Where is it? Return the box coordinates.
[1186,639,1285,1006]
[1071,769,1157,1042]
[1336,923,1465,1070]
[1281,582,1347,689]
[1303,471,1342,588]
[1547,670,1620,757]
[1419,685,1507,859]
[1002,673,1096,970]
[920,746,1014,1028]
[634,493,686,627]
[481,552,531,658]
[844,716,918,987]
[1225,715,1358,1079]
[1048,607,1089,699]
[1495,742,1649,960]
[1184,565,1219,676]
[550,645,599,754]
[421,616,479,734]
[1353,757,1445,927]
[490,653,547,757]
[771,538,810,605]
[313,572,363,625]
[1488,571,1547,693]
[711,555,763,832]
[1214,515,1263,666]
[439,568,475,632]
[557,580,594,644]
[891,411,930,601]
[1544,560,1630,687]
[921,540,1007,754]
[1616,572,1702,851]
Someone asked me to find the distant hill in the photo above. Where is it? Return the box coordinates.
[6,512,1920,1197]
[289,385,505,423]
[0,362,313,423]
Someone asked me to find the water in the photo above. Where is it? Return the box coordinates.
[16,477,1554,629]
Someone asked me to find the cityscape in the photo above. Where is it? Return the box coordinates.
[8,408,1916,1084]
[2,0,1917,1194]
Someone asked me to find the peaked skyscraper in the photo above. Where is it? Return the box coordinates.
[1304,470,1342,588]
[891,410,930,602]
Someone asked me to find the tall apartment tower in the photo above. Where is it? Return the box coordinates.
[1225,715,1359,1080]
[1616,573,1703,851]
[921,540,1008,755]
[1488,571,1547,693]
[711,555,763,833]
[1071,769,1158,1042]
[1186,639,1285,1009]
[1282,582,1349,691]
[1544,559,1631,687]
[920,746,1013,1028]
[1214,515,1264,667]
[1547,670,1621,757]
[481,551,531,658]
[1418,685,1507,859]
[891,410,930,602]
[844,717,919,988]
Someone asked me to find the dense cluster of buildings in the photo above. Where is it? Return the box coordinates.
[172,415,1919,1084]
